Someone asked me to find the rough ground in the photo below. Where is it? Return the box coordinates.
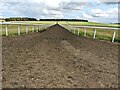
[2,24,119,88]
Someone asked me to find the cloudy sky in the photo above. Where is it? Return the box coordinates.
[0,0,119,23]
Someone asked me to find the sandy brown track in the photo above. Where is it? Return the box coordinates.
[2,24,119,88]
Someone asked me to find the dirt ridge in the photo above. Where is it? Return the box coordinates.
[2,24,119,88]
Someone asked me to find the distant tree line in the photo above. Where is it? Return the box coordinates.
[39,19,88,22]
[113,23,120,24]
[5,17,38,21]
[5,17,88,22]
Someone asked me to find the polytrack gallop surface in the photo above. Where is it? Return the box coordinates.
[2,24,119,88]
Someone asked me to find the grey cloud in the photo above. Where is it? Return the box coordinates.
[98,0,119,4]
[91,14,100,17]
[60,1,87,11]
[102,2,118,4]
[2,1,87,17]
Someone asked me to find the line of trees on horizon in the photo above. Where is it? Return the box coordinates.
[5,17,88,22]
[5,17,38,21]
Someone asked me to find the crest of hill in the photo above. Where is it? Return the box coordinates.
[38,24,79,40]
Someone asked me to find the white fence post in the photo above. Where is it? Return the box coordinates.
[36,25,38,32]
[112,30,116,42]
[78,28,79,35]
[6,25,8,36]
[34,26,36,32]
[18,25,20,35]
[84,28,86,37]
[38,26,39,31]
[93,28,97,39]
[39,26,41,31]
[26,25,28,33]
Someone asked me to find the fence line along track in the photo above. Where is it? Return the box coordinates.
[1,22,119,42]
[1,23,54,36]
[60,22,119,42]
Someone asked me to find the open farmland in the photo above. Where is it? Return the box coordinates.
[59,21,119,28]
[2,24,119,88]
[10,21,56,25]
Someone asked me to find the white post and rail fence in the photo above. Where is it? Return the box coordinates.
[1,22,119,42]
[1,23,53,36]
[61,24,119,42]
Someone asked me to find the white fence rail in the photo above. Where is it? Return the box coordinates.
[1,22,119,42]
[1,23,54,36]
[60,23,119,42]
